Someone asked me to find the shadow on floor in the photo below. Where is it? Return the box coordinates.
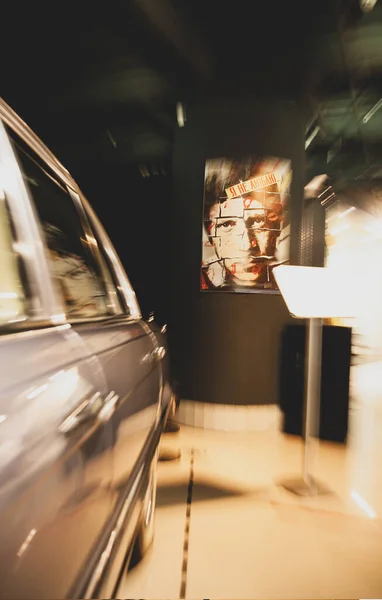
[156,480,268,507]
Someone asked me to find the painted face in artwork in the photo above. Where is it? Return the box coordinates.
[205,192,283,287]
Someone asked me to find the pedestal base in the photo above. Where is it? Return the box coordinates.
[279,476,332,497]
[159,447,181,462]
[164,420,180,434]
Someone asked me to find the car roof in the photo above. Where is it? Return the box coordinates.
[0,97,78,192]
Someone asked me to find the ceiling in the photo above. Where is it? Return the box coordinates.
[305,0,382,183]
[1,0,382,184]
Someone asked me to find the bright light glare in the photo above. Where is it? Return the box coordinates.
[13,242,34,257]
[364,221,382,234]
[351,490,376,518]
[328,223,350,236]
[360,0,378,13]
[304,174,328,197]
[17,529,37,558]
[176,102,186,127]
[27,383,49,400]
[338,206,356,219]
[273,265,357,319]
[51,313,66,324]
[305,126,320,149]
[363,97,382,123]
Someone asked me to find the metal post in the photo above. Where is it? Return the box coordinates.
[302,317,323,490]
[280,317,330,496]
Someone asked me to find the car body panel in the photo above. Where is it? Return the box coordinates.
[0,326,113,599]
[74,320,161,497]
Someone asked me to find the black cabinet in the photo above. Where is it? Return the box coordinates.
[278,324,352,443]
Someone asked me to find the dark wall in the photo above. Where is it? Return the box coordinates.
[73,163,172,326]
[170,95,305,406]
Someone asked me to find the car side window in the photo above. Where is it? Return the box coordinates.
[81,202,138,318]
[90,234,126,316]
[0,190,26,325]
[70,192,126,317]
[11,143,112,320]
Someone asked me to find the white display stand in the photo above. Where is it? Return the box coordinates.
[273,265,355,496]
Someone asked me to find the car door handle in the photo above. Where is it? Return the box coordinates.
[140,346,166,365]
[59,391,119,434]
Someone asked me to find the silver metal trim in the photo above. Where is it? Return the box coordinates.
[83,465,144,599]
[0,98,77,192]
[140,347,165,365]
[58,392,103,434]
[80,196,141,320]
[0,120,63,321]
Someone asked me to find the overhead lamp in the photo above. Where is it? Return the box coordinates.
[305,115,318,135]
[362,98,382,124]
[305,126,320,150]
[176,102,186,128]
[106,128,117,149]
[327,137,342,163]
[139,164,150,178]
[360,0,377,11]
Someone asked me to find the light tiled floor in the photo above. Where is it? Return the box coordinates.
[118,363,382,599]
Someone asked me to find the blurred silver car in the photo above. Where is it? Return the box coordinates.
[0,98,174,599]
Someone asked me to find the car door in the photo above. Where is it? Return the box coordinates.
[72,194,164,502]
[64,193,168,597]
[0,120,115,599]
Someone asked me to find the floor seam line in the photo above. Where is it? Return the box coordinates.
[179,447,195,600]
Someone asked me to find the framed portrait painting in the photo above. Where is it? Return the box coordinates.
[201,156,292,293]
